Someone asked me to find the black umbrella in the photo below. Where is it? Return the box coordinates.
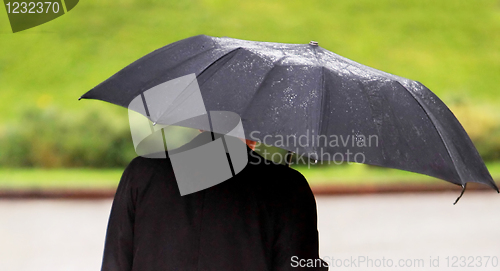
[79,35,499,202]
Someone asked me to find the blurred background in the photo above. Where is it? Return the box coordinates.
[0,0,499,270]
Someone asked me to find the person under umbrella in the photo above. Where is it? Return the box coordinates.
[100,131,328,270]
[86,34,500,271]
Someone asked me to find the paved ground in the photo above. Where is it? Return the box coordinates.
[0,192,499,271]
[316,192,500,270]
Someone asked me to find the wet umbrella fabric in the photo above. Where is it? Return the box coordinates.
[80,35,499,195]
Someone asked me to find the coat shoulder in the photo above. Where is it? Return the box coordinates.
[251,161,313,200]
[121,155,174,187]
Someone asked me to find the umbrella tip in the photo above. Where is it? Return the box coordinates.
[453,184,467,205]
[309,41,319,46]
[78,96,82,101]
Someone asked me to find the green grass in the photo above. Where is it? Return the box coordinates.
[1,161,499,190]
[1,0,500,123]
[0,168,123,189]
[1,0,499,170]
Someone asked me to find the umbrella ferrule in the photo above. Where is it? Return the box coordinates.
[453,184,467,205]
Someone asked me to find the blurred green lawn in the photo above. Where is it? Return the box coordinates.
[1,0,499,120]
[1,0,499,180]
[1,161,499,190]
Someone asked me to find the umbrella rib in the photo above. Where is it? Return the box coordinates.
[394,81,464,186]
[196,47,242,86]
[240,55,289,124]
[316,69,327,158]
[316,67,326,158]
[153,48,242,127]
[307,44,326,158]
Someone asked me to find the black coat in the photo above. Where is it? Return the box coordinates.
[101,145,328,270]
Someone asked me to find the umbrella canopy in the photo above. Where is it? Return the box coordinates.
[80,35,499,196]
